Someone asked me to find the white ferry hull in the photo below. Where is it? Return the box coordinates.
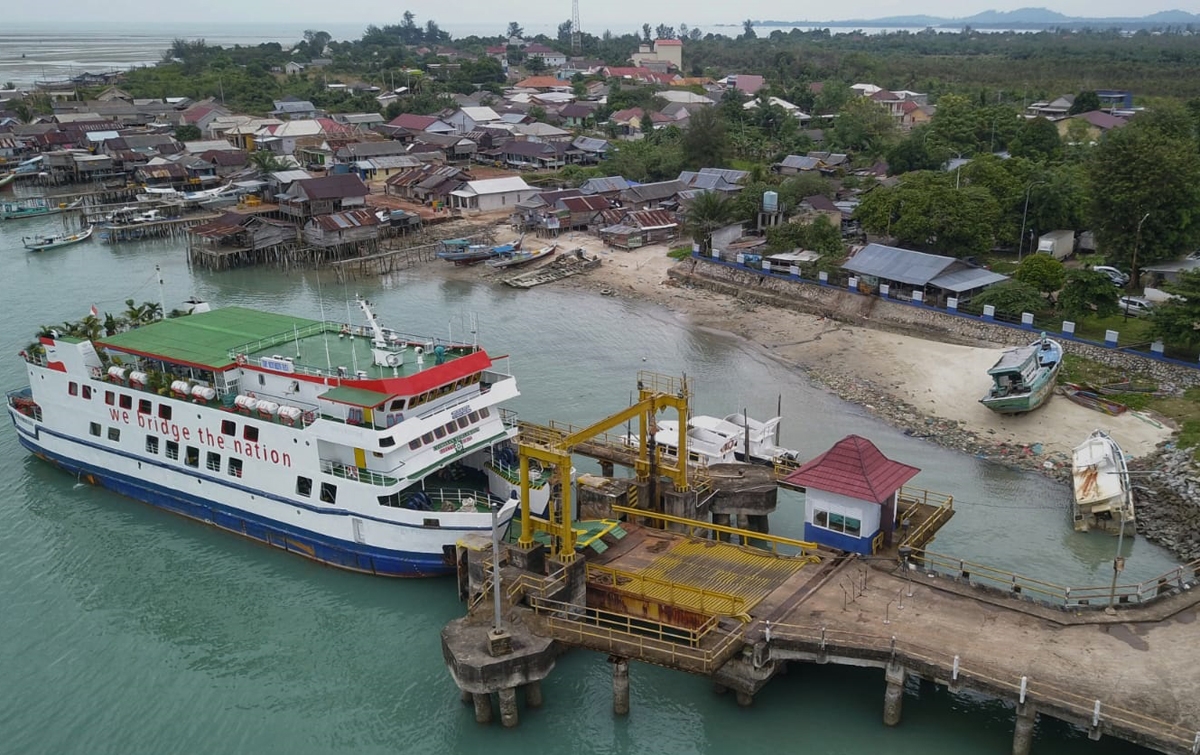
[11,410,515,577]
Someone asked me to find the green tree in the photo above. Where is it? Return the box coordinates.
[506,22,524,38]
[765,216,843,255]
[1013,254,1065,297]
[1067,91,1101,115]
[1058,269,1120,319]
[1010,118,1062,162]
[831,96,895,155]
[1087,119,1200,280]
[249,151,290,174]
[174,124,201,141]
[970,281,1047,317]
[741,19,757,39]
[683,191,736,252]
[1149,270,1200,348]
[929,93,978,155]
[853,172,1000,257]
[680,107,730,169]
[886,128,941,174]
[527,56,546,73]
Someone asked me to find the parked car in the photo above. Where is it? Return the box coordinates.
[1093,265,1129,286]
[1118,296,1153,317]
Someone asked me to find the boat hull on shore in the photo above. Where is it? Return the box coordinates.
[1071,429,1135,536]
[980,335,1063,414]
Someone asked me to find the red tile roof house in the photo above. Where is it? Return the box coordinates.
[783,435,920,554]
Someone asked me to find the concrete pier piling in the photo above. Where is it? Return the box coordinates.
[1012,704,1038,755]
[613,657,630,716]
[883,664,907,727]
[498,687,519,728]
[525,680,543,709]
[472,693,493,724]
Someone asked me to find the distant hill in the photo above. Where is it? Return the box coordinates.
[755,7,1200,29]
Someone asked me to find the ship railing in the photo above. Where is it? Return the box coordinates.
[484,459,552,490]
[227,323,478,366]
[319,459,399,487]
[406,487,508,514]
[611,504,822,559]
[7,387,43,422]
[499,407,520,430]
[585,562,749,619]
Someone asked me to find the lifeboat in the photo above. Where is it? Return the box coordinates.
[107,366,127,382]
[256,400,280,418]
[190,385,217,403]
[170,380,191,397]
[233,395,259,414]
[128,370,148,388]
[278,405,303,426]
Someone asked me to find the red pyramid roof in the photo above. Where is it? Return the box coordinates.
[783,435,919,504]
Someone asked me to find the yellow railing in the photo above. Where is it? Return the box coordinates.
[765,622,1199,752]
[612,504,821,559]
[528,596,745,671]
[586,562,749,618]
[897,488,955,549]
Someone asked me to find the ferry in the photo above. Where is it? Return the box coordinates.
[7,297,551,577]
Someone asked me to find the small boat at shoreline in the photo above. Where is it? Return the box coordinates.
[1071,429,1135,536]
[436,238,496,264]
[979,334,1063,414]
[1061,383,1128,416]
[486,242,557,270]
[2,196,81,221]
[23,224,94,252]
[0,172,15,191]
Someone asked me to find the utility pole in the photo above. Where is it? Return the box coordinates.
[1125,211,1150,320]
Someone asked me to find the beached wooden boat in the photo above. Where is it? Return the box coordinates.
[1096,381,1165,397]
[979,335,1063,414]
[23,224,94,252]
[503,248,600,289]
[486,243,557,270]
[1071,429,1135,535]
[436,238,496,264]
[1061,383,1128,416]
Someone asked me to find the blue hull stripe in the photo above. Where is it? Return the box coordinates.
[15,433,460,578]
[8,411,501,532]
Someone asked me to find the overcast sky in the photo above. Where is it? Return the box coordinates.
[6,1,1190,28]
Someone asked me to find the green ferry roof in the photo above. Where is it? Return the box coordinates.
[319,385,393,408]
[98,307,322,370]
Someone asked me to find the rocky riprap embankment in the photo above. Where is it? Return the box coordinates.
[806,368,1075,480]
[1129,448,1200,562]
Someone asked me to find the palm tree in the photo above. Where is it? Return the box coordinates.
[683,190,736,254]
[103,313,121,336]
[248,150,289,175]
[78,315,103,342]
[124,299,147,327]
[141,301,163,323]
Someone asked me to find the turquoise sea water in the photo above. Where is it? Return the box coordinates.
[0,204,1167,753]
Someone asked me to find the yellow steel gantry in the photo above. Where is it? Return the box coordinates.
[516,372,692,562]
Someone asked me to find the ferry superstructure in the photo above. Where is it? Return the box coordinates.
[7,298,550,576]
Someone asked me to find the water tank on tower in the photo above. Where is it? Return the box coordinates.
[762,190,779,213]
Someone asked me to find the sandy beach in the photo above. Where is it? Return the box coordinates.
[446,228,1173,467]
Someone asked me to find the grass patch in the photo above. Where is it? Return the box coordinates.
[989,260,1020,275]
[1070,313,1155,345]
[668,246,693,260]
[1057,353,1126,386]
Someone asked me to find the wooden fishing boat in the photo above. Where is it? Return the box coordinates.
[1060,383,1128,416]
[23,224,94,252]
[504,248,601,289]
[436,238,496,264]
[485,242,557,269]
[979,334,1063,414]
[1071,429,1135,535]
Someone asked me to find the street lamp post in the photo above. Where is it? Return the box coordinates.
[1124,212,1150,322]
[1018,181,1041,262]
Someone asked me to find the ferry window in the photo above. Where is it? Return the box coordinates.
[408,439,421,450]
[221,419,236,436]
[119,394,132,410]
[108,427,120,442]
[89,422,101,437]
[138,399,152,415]
[206,452,221,472]
[422,518,441,528]
[434,426,446,439]
[413,393,427,406]
[456,417,469,430]
[468,411,479,423]
[185,446,199,468]
[145,436,159,454]
[158,404,172,420]
[296,476,312,497]
[479,407,490,418]
[378,492,400,507]
[320,482,338,504]
[389,399,405,411]
[244,425,259,442]
[166,440,179,460]
[421,432,434,444]
[82,385,92,400]
[372,451,383,458]
[444,422,457,435]
[257,374,265,387]
[105,391,115,406]
[228,458,243,478]
[380,436,395,448]
[69,382,78,396]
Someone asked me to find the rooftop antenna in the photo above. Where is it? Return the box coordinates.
[571,0,582,53]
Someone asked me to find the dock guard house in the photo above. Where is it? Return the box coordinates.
[784,435,920,554]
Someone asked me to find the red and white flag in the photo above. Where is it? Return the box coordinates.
[89,304,99,318]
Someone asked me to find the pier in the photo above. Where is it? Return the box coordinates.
[442,373,1200,754]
